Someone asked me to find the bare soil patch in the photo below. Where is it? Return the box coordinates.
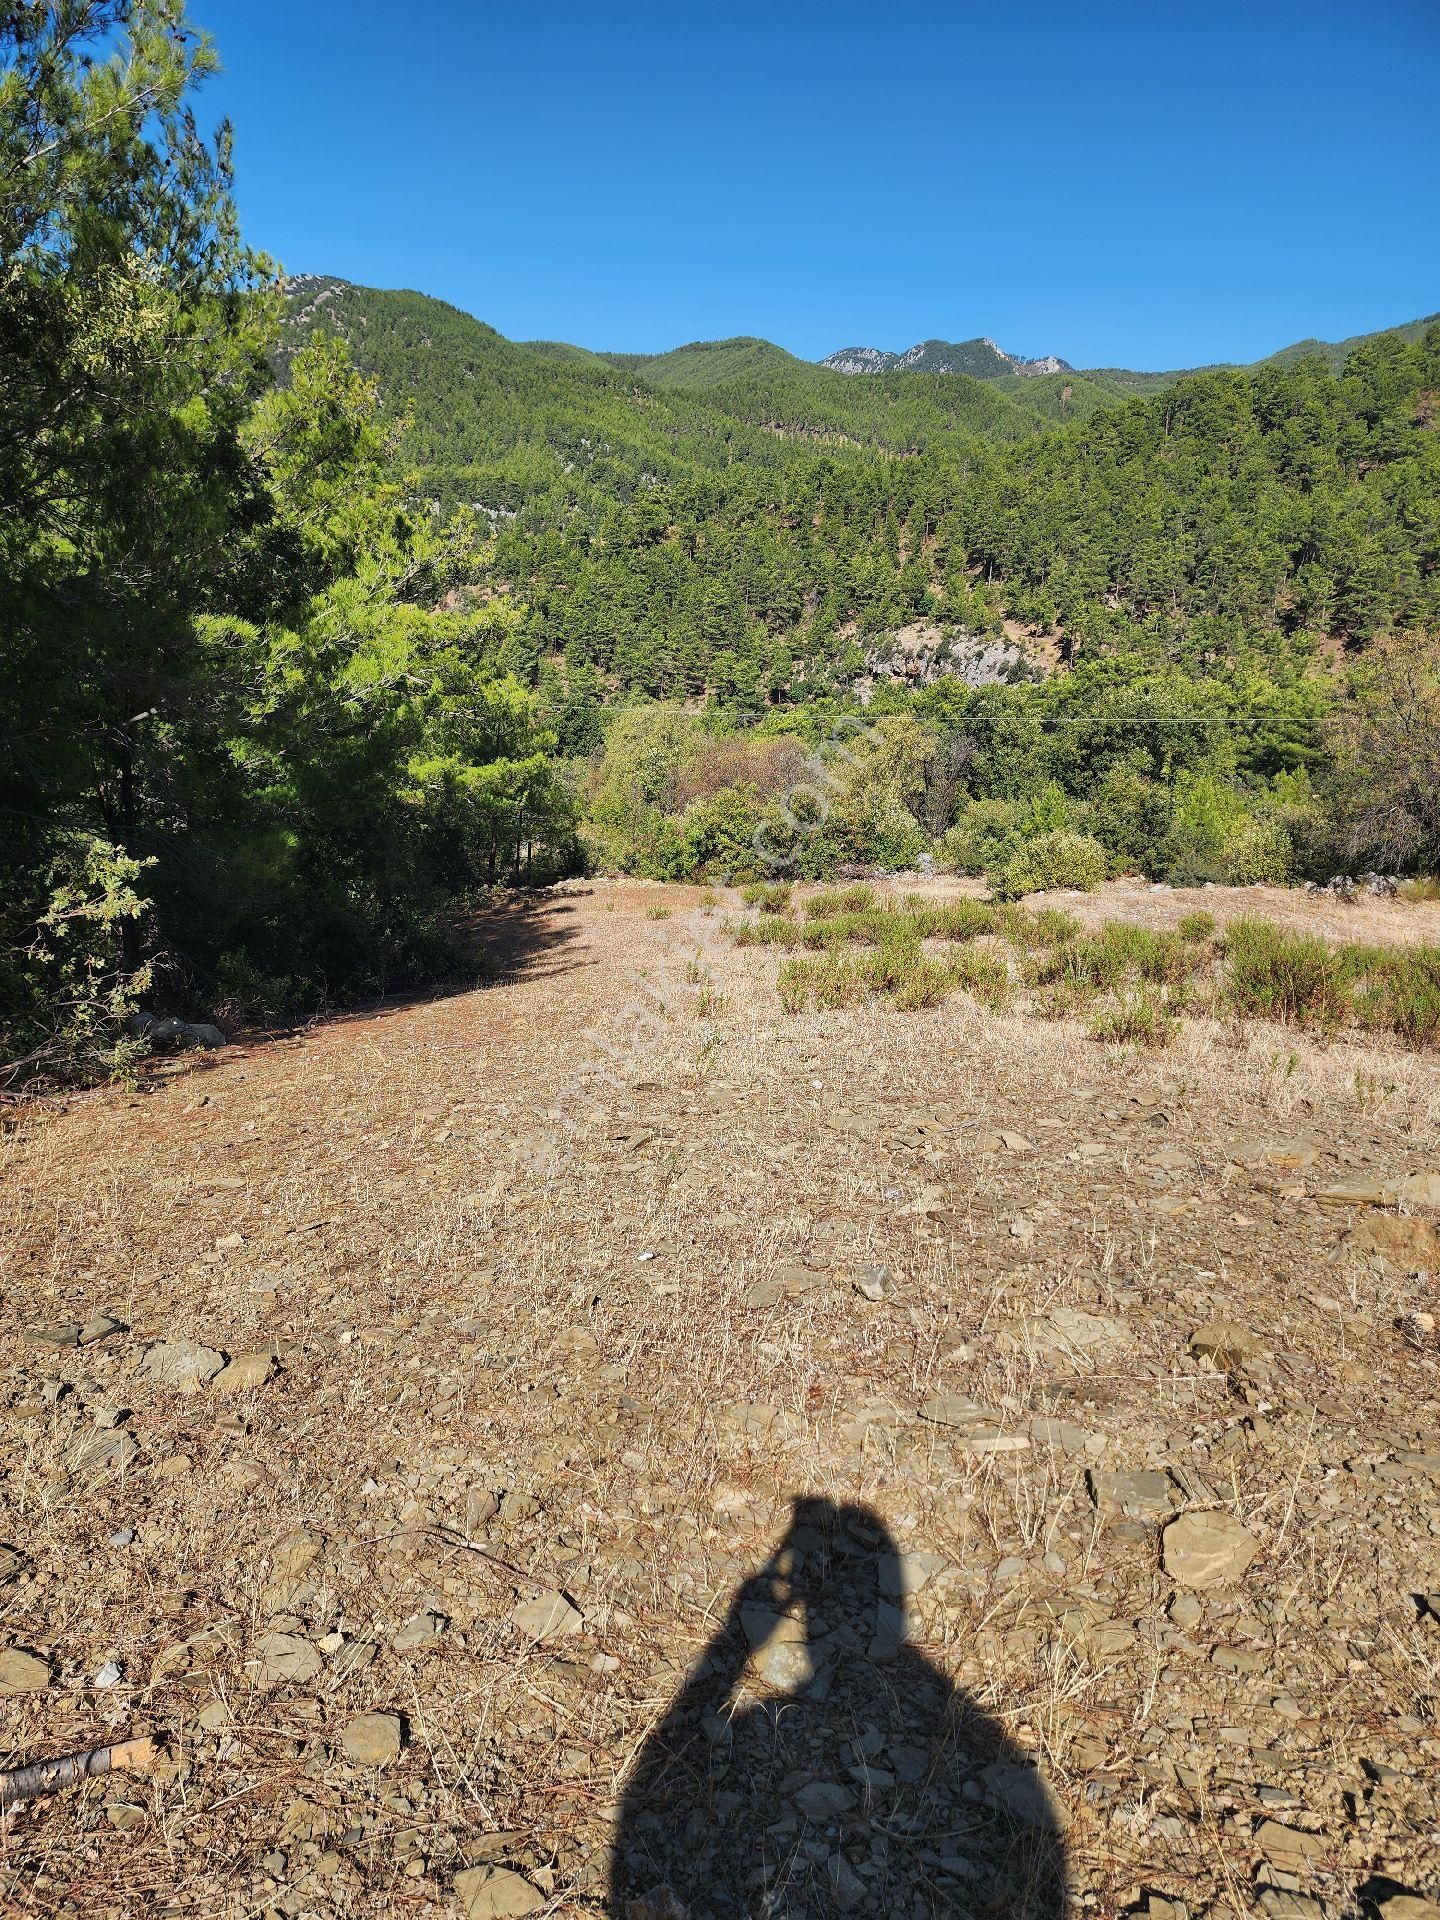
[1,880,1437,1917]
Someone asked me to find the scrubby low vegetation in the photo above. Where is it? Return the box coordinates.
[731,891,1440,1051]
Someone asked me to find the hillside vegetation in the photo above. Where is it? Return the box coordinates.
[1262,308,1440,373]
[281,276,1440,919]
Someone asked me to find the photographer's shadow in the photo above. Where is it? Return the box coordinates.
[609,1497,1068,1919]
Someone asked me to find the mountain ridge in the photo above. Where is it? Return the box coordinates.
[284,276,1437,395]
[823,337,1071,378]
[823,313,1440,389]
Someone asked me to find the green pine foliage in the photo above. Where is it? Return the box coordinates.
[1,11,576,1088]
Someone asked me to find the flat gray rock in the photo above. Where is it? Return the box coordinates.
[1189,1320,1263,1371]
[246,1631,323,1687]
[26,1323,80,1348]
[1162,1510,1259,1589]
[78,1314,126,1345]
[853,1264,895,1301]
[143,1339,226,1386]
[453,1866,546,1918]
[1089,1467,1174,1517]
[793,1779,854,1819]
[919,1393,997,1427]
[1023,1308,1135,1361]
[74,1429,140,1474]
[0,1648,52,1693]
[340,1711,403,1767]
[509,1591,580,1642]
[392,1609,447,1651]
[213,1351,276,1392]
[982,1761,1066,1829]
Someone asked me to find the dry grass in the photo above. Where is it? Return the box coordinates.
[0,879,1438,1915]
[735,882,1440,1056]
[916,870,1440,951]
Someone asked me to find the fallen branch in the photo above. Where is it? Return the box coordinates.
[0,1735,158,1807]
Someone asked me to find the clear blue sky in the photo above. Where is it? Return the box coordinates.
[195,0,1440,369]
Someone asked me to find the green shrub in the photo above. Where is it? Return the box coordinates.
[732,915,805,948]
[1381,969,1440,1048]
[1081,765,1173,874]
[775,940,960,1013]
[1026,922,1196,996]
[740,881,793,914]
[884,952,955,1011]
[1177,910,1217,942]
[991,830,1109,900]
[938,800,1026,876]
[1223,918,1353,1029]
[1,835,156,1092]
[776,955,861,1012]
[1157,773,1246,883]
[1089,991,1178,1047]
[795,899,1000,950]
[1033,982,1098,1020]
[803,884,875,918]
[588,705,696,827]
[924,900,999,942]
[212,951,304,1028]
[950,948,1011,1007]
[1025,939,1122,997]
[835,794,927,871]
[587,810,690,881]
[1219,816,1293,886]
[998,904,1082,948]
[798,909,892,949]
[856,941,923,995]
[1348,945,1440,1047]
[679,787,766,882]
[1102,924,1194,984]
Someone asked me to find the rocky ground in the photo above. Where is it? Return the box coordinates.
[1,878,1438,1920]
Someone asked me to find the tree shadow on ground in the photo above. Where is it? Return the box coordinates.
[121,889,595,1108]
[610,1496,1069,1919]
[243,887,592,1040]
[453,886,594,988]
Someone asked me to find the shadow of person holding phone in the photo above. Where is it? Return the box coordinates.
[609,1495,1069,1918]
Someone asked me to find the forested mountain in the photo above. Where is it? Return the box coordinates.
[1079,313,1440,395]
[607,335,815,389]
[277,278,1117,513]
[281,275,1439,698]
[1262,310,1440,373]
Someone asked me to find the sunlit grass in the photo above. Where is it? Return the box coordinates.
[740,894,1440,1050]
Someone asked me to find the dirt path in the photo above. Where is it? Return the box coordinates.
[1,880,1438,1919]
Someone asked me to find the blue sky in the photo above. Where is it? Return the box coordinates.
[195,0,1440,369]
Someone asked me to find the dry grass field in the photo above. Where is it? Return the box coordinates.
[1,878,1438,1920]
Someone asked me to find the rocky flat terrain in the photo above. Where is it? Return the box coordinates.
[1,880,1438,1920]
